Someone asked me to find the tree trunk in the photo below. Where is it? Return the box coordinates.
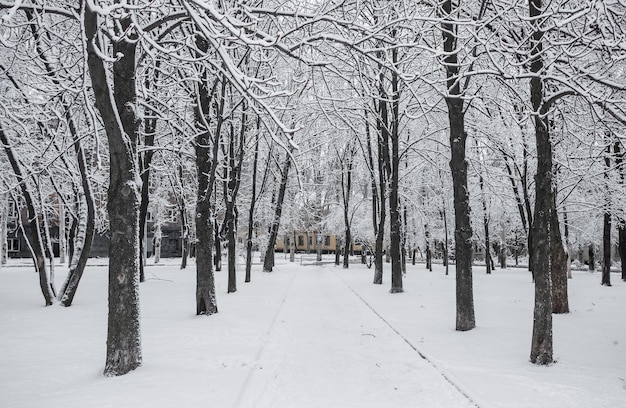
[528,0,553,364]
[1,128,54,306]
[589,245,595,271]
[602,144,612,286]
[245,127,261,283]
[0,193,6,265]
[153,225,162,263]
[443,208,449,275]
[563,206,572,279]
[58,121,96,307]
[389,46,403,294]
[479,172,491,274]
[617,222,626,282]
[364,116,382,282]
[84,5,142,376]
[550,194,569,313]
[613,141,626,281]
[425,228,432,271]
[262,151,292,273]
[442,0,475,330]
[58,199,66,264]
[225,110,245,292]
[180,206,188,270]
[290,229,296,263]
[340,142,355,269]
[214,220,222,272]
[193,37,223,315]
[138,60,160,282]
[602,212,612,286]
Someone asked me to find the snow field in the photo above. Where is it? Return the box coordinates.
[0,257,624,408]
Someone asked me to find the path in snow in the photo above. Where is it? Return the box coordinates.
[233,264,476,408]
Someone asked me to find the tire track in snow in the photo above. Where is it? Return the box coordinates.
[334,270,482,408]
[231,268,299,408]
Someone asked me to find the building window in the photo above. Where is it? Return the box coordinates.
[167,208,178,223]
[7,238,19,252]
[324,236,331,246]
[298,236,304,247]
[8,201,19,219]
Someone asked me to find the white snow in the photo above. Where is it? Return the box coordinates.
[0,256,624,408]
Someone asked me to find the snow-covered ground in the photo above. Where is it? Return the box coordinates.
[0,255,624,408]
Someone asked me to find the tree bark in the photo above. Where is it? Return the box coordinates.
[58,116,96,307]
[193,37,223,315]
[262,151,292,273]
[84,4,142,375]
[340,142,355,269]
[0,193,6,265]
[617,221,626,282]
[373,79,390,284]
[441,0,475,330]
[1,128,54,306]
[138,58,161,282]
[389,44,403,293]
[550,194,569,313]
[614,141,626,281]
[225,105,246,293]
[479,170,491,274]
[245,130,261,282]
[528,0,553,365]
[602,144,612,286]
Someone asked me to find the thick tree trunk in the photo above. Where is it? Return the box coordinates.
[196,191,217,315]
[528,0,553,365]
[194,37,223,315]
[195,96,219,314]
[441,0,474,330]
[84,5,142,376]
[448,105,475,331]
